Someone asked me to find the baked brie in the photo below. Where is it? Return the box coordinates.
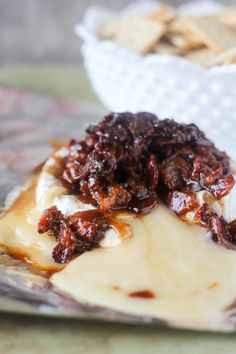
[1,112,236,331]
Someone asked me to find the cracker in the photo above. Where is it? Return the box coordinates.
[167,33,203,50]
[188,17,236,53]
[209,47,236,65]
[99,19,121,40]
[185,48,217,67]
[219,7,236,30]
[147,4,175,23]
[169,16,192,35]
[153,41,185,56]
[115,17,166,54]
[98,4,236,67]
[185,33,204,46]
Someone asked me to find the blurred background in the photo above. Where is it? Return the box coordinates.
[1,0,235,63]
[1,3,236,352]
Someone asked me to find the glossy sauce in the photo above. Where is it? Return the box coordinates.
[2,145,236,330]
[109,216,132,239]
[51,204,236,331]
[0,244,59,277]
[129,290,155,299]
[44,155,66,179]
[0,148,132,269]
[50,139,67,150]
[0,175,64,274]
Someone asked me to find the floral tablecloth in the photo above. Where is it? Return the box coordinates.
[0,88,105,207]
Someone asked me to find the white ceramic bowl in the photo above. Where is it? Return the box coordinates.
[76,0,236,159]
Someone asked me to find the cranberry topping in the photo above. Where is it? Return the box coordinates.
[194,203,236,250]
[38,113,235,263]
[129,290,155,299]
[38,206,109,263]
[63,113,232,212]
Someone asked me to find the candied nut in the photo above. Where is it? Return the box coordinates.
[38,112,236,262]
[168,191,198,215]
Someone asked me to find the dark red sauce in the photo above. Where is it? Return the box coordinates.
[38,207,109,263]
[62,113,232,214]
[129,290,155,299]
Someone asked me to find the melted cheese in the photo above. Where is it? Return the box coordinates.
[1,146,236,330]
[52,204,236,330]
[0,148,127,269]
[183,177,236,225]
[222,181,236,222]
[0,176,61,271]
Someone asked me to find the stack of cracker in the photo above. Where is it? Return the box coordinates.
[99,4,236,67]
